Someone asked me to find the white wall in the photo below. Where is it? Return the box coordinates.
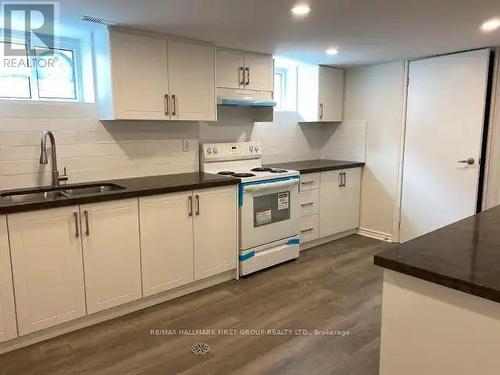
[339,61,406,239]
[0,102,330,190]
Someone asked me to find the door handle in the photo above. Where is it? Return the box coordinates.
[301,227,314,233]
[319,103,324,120]
[171,95,177,116]
[195,195,200,216]
[301,180,314,185]
[164,94,170,116]
[73,211,80,238]
[458,158,475,165]
[342,173,347,187]
[83,210,90,236]
[245,67,250,86]
[338,172,343,187]
[301,202,314,207]
[188,196,193,217]
[239,67,245,86]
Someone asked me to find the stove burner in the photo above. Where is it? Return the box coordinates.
[251,167,273,172]
[270,169,288,174]
[217,171,235,176]
[233,173,256,178]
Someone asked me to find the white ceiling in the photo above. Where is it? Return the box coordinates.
[58,0,500,66]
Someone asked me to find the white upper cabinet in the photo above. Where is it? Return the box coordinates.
[95,28,216,121]
[319,168,361,237]
[216,48,274,92]
[110,31,169,120]
[140,192,194,297]
[0,215,17,342]
[80,199,142,314]
[297,64,344,122]
[168,40,216,121]
[194,186,238,280]
[8,207,86,335]
[216,49,245,89]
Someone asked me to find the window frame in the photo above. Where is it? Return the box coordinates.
[0,29,83,102]
[274,67,287,110]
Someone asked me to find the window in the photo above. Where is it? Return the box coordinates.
[274,67,287,110]
[0,38,79,101]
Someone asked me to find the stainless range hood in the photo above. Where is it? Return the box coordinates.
[217,88,276,107]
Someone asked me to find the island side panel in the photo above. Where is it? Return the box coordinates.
[379,270,500,375]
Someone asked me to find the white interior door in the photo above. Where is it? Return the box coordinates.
[400,49,490,242]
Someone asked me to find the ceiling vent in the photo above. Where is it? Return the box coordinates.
[81,15,119,28]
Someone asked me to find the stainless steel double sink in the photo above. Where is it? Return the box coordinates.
[0,183,126,204]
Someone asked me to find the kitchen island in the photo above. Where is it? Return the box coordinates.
[374,206,500,375]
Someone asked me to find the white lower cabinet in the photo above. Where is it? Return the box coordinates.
[80,199,142,314]
[0,216,17,342]
[140,192,194,297]
[8,207,86,335]
[319,168,361,238]
[194,186,238,280]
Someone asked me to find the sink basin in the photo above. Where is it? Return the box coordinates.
[0,183,126,204]
[60,183,125,197]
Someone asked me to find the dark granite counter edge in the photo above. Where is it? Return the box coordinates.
[296,162,365,174]
[0,177,239,215]
[374,254,500,304]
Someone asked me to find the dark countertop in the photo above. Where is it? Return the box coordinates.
[266,159,365,174]
[374,206,500,303]
[0,173,239,214]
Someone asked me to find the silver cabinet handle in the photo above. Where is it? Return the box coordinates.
[301,202,314,207]
[195,195,200,216]
[245,67,250,86]
[83,210,90,236]
[188,196,193,217]
[73,211,80,238]
[319,103,324,120]
[338,172,343,187]
[171,95,177,116]
[343,173,347,187]
[301,228,314,233]
[239,67,245,86]
[301,181,314,185]
[458,158,475,165]
[164,94,170,116]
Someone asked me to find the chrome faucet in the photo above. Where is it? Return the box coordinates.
[40,129,68,186]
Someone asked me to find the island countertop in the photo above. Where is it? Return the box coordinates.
[374,206,500,303]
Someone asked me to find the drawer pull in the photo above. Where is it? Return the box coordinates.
[301,181,314,185]
[301,227,314,233]
[301,202,314,207]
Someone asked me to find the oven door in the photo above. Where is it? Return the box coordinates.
[240,176,300,250]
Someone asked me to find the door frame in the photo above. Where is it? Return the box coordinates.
[392,48,496,243]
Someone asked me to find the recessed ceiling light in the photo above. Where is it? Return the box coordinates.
[481,18,500,32]
[291,4,311,16]
[326,48,339,56]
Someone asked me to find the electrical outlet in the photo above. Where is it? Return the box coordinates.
[182,139,190,152]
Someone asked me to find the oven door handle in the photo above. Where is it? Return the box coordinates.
[243,179,299,193]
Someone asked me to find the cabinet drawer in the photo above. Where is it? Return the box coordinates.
[300,189,320,217]
[300,173,320,191]
[300,215,319,243]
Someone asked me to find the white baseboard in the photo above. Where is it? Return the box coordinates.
[357,227,393,242]
[0,270,236,355]
[300,229,357,251]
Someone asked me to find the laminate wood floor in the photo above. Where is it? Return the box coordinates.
[0,235,390,375]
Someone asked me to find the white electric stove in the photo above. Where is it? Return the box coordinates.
[201,141,301,276]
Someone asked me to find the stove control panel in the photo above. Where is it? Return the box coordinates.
[201,142,262,161]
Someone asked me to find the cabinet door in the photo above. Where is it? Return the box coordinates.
[244,52,274,92]
[217,48,245,89]
[319,168,361,237]
[81,199,142,314]
[0,216,17,342]
[168,40,216,121]
[110,30,169,120]
[194,187,238,280]
[140,192,194,297]
[9,207,86,335]
[318,67,344,122]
